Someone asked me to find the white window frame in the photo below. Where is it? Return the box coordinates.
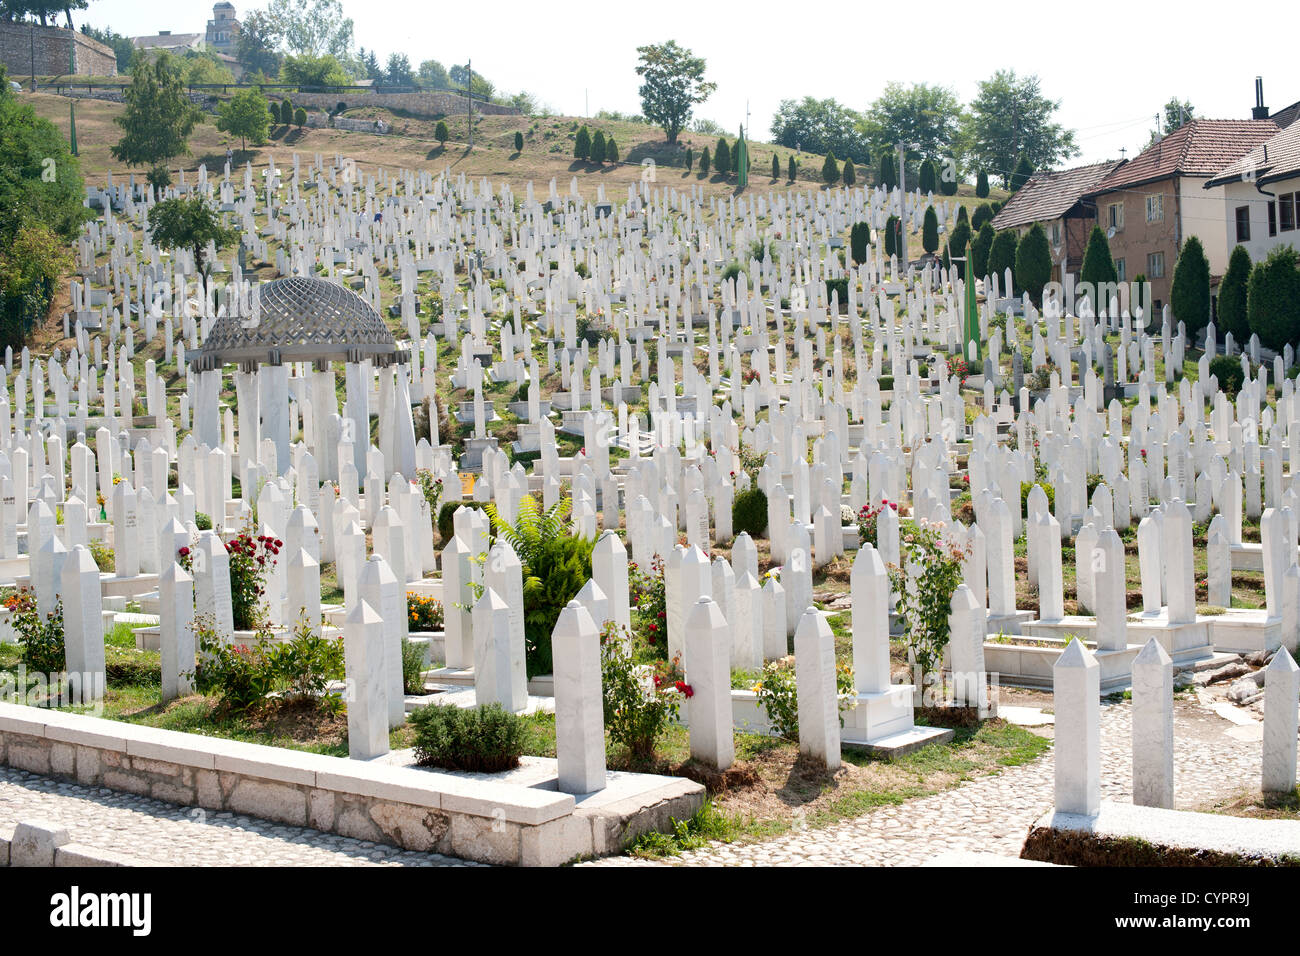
[1145,194,1163,223]
[1108,202,1124,231]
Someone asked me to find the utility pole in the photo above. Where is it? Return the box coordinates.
[897,141,908,273]
[30,21,37,91]
[467,59,473,148]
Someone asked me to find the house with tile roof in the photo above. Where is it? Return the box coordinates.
[1082,118,1278,317]
[1205,120,1300,267]
[989,160,1125,282]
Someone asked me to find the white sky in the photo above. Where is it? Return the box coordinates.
[82,0,1300,167]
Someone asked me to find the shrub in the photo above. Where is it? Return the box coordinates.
[194,622,277,712]
[971,222,995,279]
[850,221,870,265]
[918,158,936,193]
[1208,355,1245,398]
[415,468,444,517]
[1015,223,1052,305]
[628,556,666,650]
[1020,481,1055,516]
[1247,245,1300,351]
[732,488,768,537]
[6,589,63,675]
[437,500,485,544]
[574,125,590,160]
[409,703,525,772]
[435,120,449,145]
[922,206,939,254]
[225,527,281,631]
[699,146,710,175]
[514,130,523,152]
[486,496,594,677]
[89,540,115,572]
[971,203,994,232]
[601,623,684,762]
[856,499,897,547]
[842,158,855,186]
[975,170,989,198]
[938,169,958,196]
[268,100,280,124]
[822,150,839,186]
[1171,235,1211,335]
[401,636,426,694]
[293,106,307,128]
[265,616,344,704]
[751,656,854,741]
[877,375,894,391]
[194,511,213,531]
[1218,245,1252,342]
[987,229,1019,284]
[605,137,618,162]
[721,260,744,284]
[590,129,606,164]
[408,594,444,631]
[1080,225,1117,290]
[715,137,730,176]
[888,519,968,690]
[280,98,292,126]
[825,277,848,308]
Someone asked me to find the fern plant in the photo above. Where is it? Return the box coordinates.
[484,496,594,677]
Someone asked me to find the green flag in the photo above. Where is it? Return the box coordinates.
[964,263,980,364]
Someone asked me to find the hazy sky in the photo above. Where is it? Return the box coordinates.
[83,0,1299,167]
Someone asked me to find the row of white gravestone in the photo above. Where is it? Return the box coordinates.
[1055,638,1300,817]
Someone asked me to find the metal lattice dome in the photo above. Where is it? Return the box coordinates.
[189,275,408,371]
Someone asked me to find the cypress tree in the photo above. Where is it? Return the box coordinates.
[294,106,306,128]
[950,220,971,268]
[822,150,839,186]
[604,137,618,163]
[971,203,994,231]
[1247,246,1300,350]
[1010,155,1033,191]
[976,170,989,198]
[269,100,280,124]
[435,120,449,145]
[699,146,710,176]
[922,206,939,254]
[850,221,869,265]
[514,130,523,153]
[788,155,796,181]
[685,147,693,170]
[884,214,899,258]
[574,125,591,161]
[772,154,780,180]
[919,158,936,194]
[971,222,995,279]
[878,150,897,190]
[843,158,855,186]
[281,98,292,126]
[590,129,606,164]
[715,137,730,176]
[988,229,1018,282]
[1079,225,1118,290]
[1218,244,1252,342]
[1171,235,1211,335]
[1015,223,1053,305]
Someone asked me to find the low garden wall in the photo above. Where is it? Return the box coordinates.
[0,702,639,866]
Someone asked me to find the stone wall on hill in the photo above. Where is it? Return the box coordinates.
[0,23,116,78]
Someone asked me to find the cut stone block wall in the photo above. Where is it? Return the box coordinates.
[0,24,116,78]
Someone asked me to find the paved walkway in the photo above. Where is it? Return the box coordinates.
[0,767,474,866]
[586,695,1263,866]
[0,695,1261,866]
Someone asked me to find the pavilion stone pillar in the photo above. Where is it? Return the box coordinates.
[195,366,222,452]
[344,354,369,478]
[391,362,417,479]
[259,354,290,476]
[311,361,338,481]
[234,363,261,478]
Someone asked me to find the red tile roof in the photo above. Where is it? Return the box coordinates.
[1086,119,1278,195]
[1205,120,1300,188]
[990,160,1125,230]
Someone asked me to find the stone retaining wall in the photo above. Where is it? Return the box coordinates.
[288,89,517,120]
[0,23,116,78]
[0,702,589,865]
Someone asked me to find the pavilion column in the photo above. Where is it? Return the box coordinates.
[311,360,338,482]
[195,368,222,452]
[259,353,290,476]
[344,355,369,478]
[234,364,260,478]
[392,363,417,479]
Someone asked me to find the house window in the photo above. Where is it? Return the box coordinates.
[1145,194,1163,222]
[1269,201,1278,237]
[1235,206,1251,243]
[1281,193,1296,232]
[1115,258,1126,282]
[1148,251,1166,278]
[1050,221,1062,246]
[1107,202,1124,231]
